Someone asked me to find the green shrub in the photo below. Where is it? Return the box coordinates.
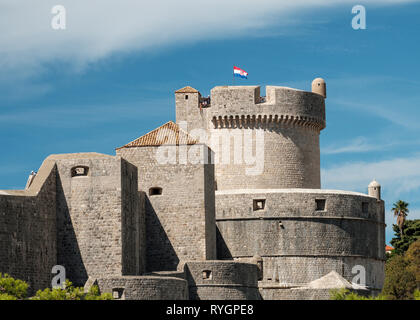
[31,280,112,300]
[0,273,29,300]
[382,255,417,300]
[330,288,387,300]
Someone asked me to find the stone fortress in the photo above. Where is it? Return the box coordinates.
[0,78,386,300]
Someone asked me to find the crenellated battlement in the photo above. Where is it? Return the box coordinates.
[206,85,326,132]
[210,114,325,131]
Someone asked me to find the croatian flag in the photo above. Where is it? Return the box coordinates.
[233,66,248,79]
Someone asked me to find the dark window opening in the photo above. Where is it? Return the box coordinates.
[112,288,124,300]
[149,187,162,196]
[185,95,189,100]
[315,199,326,211]
[253,199,266,211]
[202,270,212,280]
[71,166,89,177]
[362,202,369,213]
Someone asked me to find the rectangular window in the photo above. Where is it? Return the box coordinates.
[362,202,369,213]
[202,270,212,280]
[112,288,124,300]
[315,199,326,211]
[253,199,266,211]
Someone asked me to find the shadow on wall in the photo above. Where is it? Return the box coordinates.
[183,264,199,300]
[56,174,88,287]
[216,225,232,260]
[145,196,179,272]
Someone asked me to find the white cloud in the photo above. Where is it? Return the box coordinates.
[322,136,388,154]
[0,0,418,78]
[321,154,420,196]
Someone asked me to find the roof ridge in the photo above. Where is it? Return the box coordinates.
[116,121,198,149]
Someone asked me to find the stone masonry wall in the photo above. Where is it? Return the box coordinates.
[54,153,144,286]
[204,86,325,190]
[183,261,261,300]
[117,145,216,272]
[209,124,320,190]
[96,275,188,300]
[0,159,57,294]
[215,189,385,291]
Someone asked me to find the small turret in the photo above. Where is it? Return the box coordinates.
[312,78,326,98]
[175,86,205,134]
[368,179,381,200]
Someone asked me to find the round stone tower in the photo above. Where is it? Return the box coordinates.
[205,80,326,190]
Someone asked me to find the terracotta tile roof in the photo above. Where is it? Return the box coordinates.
[175,86,200,94]
[385,245,394,251]
[116,121,197,149]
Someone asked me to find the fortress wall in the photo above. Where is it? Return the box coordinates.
[259,287,371,300]
[209,124,320,190]
[258,256,385,291]
[204,160,217,260]
[175,91,207,133]
[121,160,146,275]
[117,145,216,272]
[215,190,385,290]
[0,159,57,293]
[206,86,325,190]
[183,261,261,300]
[207,86,325,125]
[96,276,188,300]
[54,154,144,286]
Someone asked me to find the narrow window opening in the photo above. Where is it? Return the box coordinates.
[362,202,369,213]
[253,199,266,211]
[202,270,212,280]
[71,166,89,177]
[185,94,189,100]
[315,199,326,211]
[149,187,162,196]
[112,288,124,300]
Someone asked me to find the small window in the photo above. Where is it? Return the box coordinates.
[202,270,212,280]
[185,95,189,100]
[253,199,266,211]
[362,202,369,213]
[112,288,124,300]
[315,199,326,211]
[71,166,89,177]
[149,187,162,196]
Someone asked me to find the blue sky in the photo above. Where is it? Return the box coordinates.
[0,0,419,243]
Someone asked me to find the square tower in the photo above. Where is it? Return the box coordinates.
[175,86,207,134]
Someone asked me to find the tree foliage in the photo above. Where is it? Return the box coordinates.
[382,254,417,300]
[31,280,112,300]
[0,273,28,300]
[0,275,112,300]
[390,219,420,256]
[391,200,409,235]
[405,240,420,288]
[330,288,386,300]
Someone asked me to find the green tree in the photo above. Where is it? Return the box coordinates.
[391,200,409,236]
[390,219,420,256]
[382,254,417,300]
[31,280,112,300]
[0,274,112,300]
[405,239,420,289]
[0,273,28,300]
[330,288,387,300]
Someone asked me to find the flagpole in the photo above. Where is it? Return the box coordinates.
[233,66,234,86]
